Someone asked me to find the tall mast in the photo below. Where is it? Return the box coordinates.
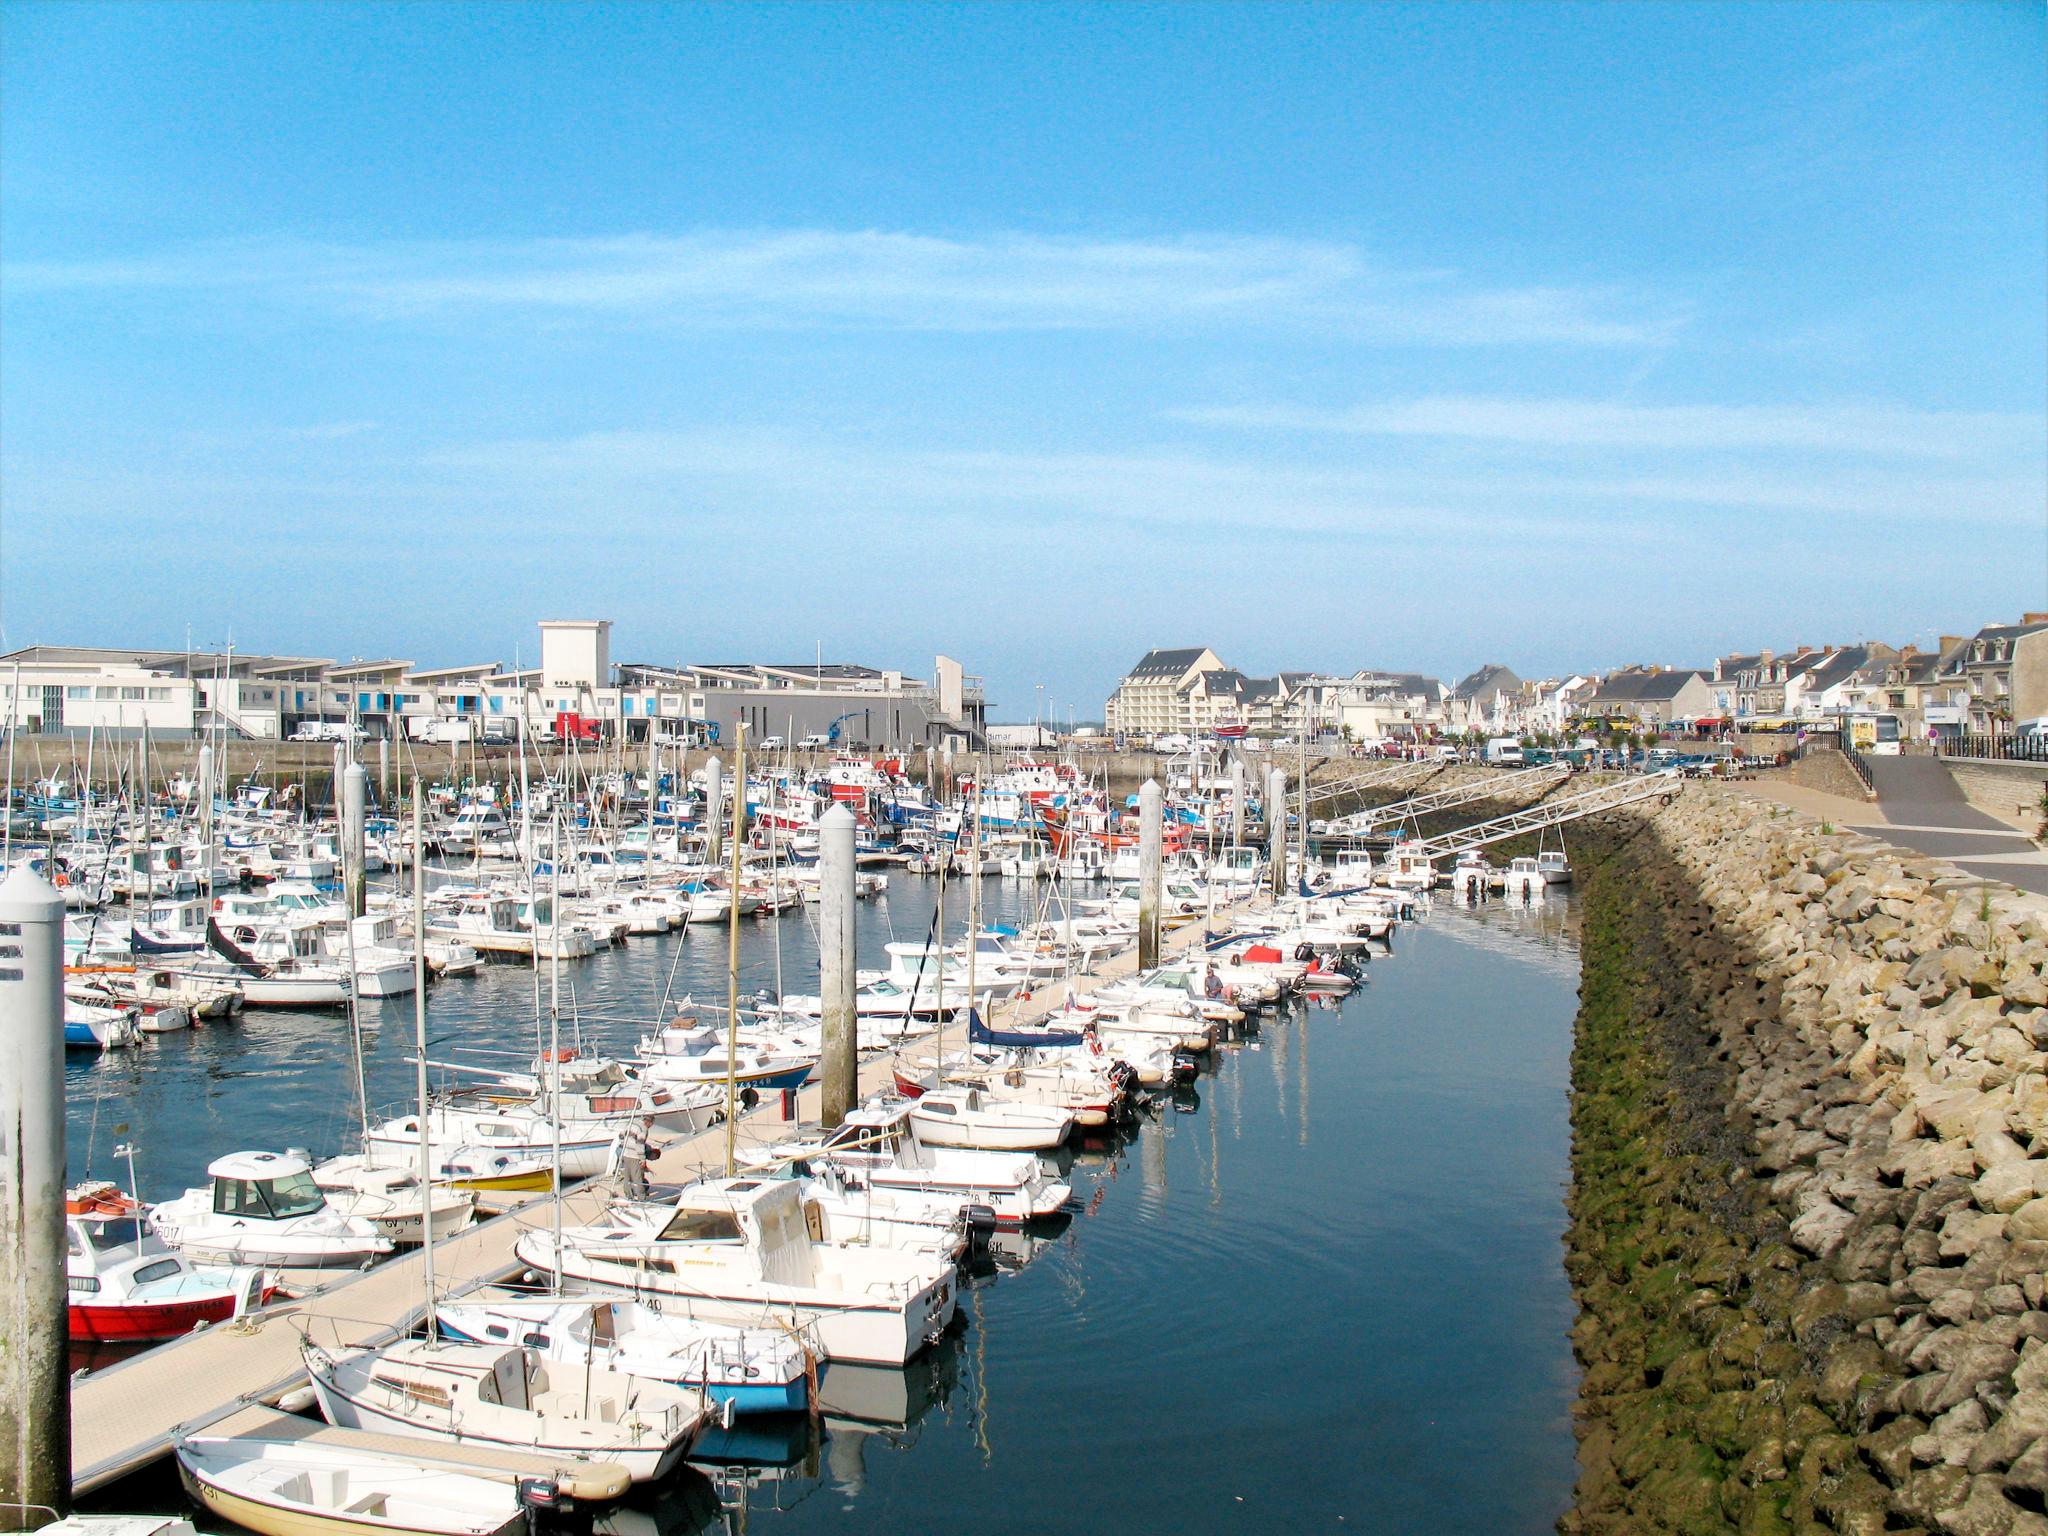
[722,726,747,1177]
[548,804,563,1287]
[412,782,436,1342]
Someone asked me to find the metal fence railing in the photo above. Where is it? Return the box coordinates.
[1936,733,2048,763]
[1840,744,1877,795]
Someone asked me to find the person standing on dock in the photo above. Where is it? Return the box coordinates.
[618,1116,657,1200]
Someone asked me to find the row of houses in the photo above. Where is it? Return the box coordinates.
[1103,615,2048,747]
[0,621,987,750]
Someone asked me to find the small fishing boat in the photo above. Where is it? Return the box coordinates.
[176,1434,527,1536]
[65,1000,141,1050]
[634,1021,816,1093]
[906,1087,1073,1151]
[310,1157,479,1246]
[66,1182,271,1342]
[149,1151,394,1270]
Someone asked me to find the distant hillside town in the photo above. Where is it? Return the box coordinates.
[1102,616,2048,752]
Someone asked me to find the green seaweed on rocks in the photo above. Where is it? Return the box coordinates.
[1558,832,1901,1536]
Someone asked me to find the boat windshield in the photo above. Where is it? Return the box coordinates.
[214,1170,327,1219]
[72,1217,147,1253]
[656,1208,745,1244]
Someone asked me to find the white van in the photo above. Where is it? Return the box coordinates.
[1484,738,1525,766]
[288,721,363,744]
[408,718,476,745]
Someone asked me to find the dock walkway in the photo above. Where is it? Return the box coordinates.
[70,890,1263,1494]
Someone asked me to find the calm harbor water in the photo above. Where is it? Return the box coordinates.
[70,878,1583,1535]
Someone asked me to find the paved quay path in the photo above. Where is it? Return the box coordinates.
[1739,763,2047,898]
[69,881,1281,1494]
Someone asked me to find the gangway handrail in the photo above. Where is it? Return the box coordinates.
[1297,759,1441,809]
[1396,771,1682,863]
[1323,764,1566,834]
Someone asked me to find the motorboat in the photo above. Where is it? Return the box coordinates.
[303,1336,702,1485]
[434,1293,812,1416]
[1502,856,1548,897]
[515,1176,956,1366]
[149,1151,394,1270]
[66,1182,271,1342]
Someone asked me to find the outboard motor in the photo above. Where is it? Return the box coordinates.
[1170,1053,1200,1084]
[518,1477,593,1536]
[964,1205,999,1251]
[1293,940,1317,963]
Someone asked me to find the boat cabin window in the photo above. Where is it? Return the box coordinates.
[921,1101,957,1116]
[132,1258,182,1285]
[69,1275,100,1293]
[213,1170,326,1219]
[656,1208,745,1243]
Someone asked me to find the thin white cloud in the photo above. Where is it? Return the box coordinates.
[1,229,1683,346]
[422,423,2032,538]
[1176,395,2048,461]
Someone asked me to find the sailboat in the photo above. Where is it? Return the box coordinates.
[302,787,706,1484]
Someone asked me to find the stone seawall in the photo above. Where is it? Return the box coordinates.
[1563,786,2048,1535]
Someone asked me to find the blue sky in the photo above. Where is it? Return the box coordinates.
[3,1,2043,718]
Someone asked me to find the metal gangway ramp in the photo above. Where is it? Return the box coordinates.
[1298,758,1442,809]
[1400,771,1683,865]
[1323,764,1567,836]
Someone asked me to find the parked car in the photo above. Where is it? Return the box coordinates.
[797,733,831,749]
[758,735,787,750]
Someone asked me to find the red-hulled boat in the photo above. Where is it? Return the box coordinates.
[67,1182,272,1342]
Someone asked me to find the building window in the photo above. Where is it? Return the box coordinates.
[67,687,89,700]
[148,687,171,700]
[121,686,144,700]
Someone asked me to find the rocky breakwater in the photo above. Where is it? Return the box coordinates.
[1564,785,2048,1536]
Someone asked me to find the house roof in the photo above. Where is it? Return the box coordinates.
[1799,646,1876,695]
[1589,668,1706,703]
[1451,663,1524,700]
[1122,647,1214,683]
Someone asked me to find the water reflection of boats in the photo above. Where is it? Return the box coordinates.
[981,1211,1072,1275]
[817,1333,962,1431]
[588,1466,725,1536]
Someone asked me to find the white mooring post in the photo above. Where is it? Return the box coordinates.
[1268,766,1288,898]
[818,804,858,1128]
[703,754,724,865]
[1138,778,1163,970]
[0,866,69,1531]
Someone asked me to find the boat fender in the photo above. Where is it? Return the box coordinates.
[273,1385,318,1414]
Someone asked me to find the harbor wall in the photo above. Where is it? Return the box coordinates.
[1764,747,1877,804]
[1561,786,2048,1536]
[1942,760,2048,835]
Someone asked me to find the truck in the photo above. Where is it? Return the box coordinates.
[553,711,601,743]
[1484,737,1525,766]
[407,717,477,745]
